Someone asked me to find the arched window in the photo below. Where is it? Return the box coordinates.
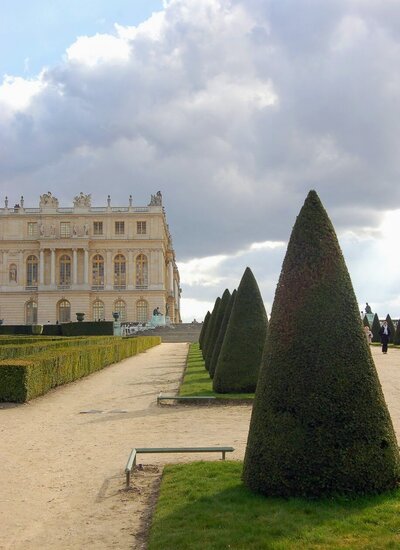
[93,300,105,321]
[58,299,71,323]
[114,299,126,322]
[136,254,148,289]
[114,254,126,287]
[59,254,71,285]
[26,255,38,287]
[25,300,38,325]
[136,299,148,323]
[92,254,104,287]
[9,263,17,283]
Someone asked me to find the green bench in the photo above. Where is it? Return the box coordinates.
[125,446,235,487]
[157,392,216,404]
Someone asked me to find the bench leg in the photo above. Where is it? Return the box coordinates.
[222,451,226,460]
[126,470,130,488]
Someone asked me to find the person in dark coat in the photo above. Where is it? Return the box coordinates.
[379,320,391,354]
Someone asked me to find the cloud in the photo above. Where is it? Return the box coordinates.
[1,0,400,318]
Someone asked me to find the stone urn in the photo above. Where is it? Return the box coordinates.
[112,312,120,321]
[76,312,85,322]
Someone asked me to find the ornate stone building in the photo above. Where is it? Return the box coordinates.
[0,192,181,325]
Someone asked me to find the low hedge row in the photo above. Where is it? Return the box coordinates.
[0,335,161,402]
[0,322,113,336]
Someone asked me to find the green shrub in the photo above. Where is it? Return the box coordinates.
[0,336,161,402]
[209,289,237,379]
[0,336,116,360]
[371,313,381,343]
[61,321,113,336]
[385,314,396,343]
[205,289,231,374]
[199,311,210,350]
[0,325,32,335]
[243,190,400,498]
[202,297,221,361]
[213,267,267,393]
[362,315,370,328]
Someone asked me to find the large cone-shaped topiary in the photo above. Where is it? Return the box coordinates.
[202,297,221,364]
[243,191,400,497]
[199,311,211,350]
[371,313,381,343]
[205,289,231,372]
[213,268,268,393]
[386,314,396,344]
[209,289,237,379]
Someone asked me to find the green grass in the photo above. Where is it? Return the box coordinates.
[148,461,400,550]
[179,343,254,400]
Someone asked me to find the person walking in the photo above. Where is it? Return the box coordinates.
[379,320,391,354]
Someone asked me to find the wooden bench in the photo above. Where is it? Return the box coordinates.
[157,392,216,404]
[125,446,234,487]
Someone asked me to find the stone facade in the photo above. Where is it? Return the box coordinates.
[0,193,181,325]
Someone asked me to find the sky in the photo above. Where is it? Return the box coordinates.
[1,0,400,322]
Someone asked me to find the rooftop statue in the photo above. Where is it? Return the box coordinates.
[73,192,91,208]
[149,191,162,206]
[40,192,59,208]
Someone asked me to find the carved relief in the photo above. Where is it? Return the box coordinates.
[40,192,59,208]
[73,192,91,208]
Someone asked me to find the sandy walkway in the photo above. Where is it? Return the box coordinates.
[0,343,399,550]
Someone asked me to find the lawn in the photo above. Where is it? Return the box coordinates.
[148,461,400,550]
[179,343,254,400]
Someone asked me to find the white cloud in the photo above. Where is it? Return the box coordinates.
[0,75,44,112]
[66,33,131,66]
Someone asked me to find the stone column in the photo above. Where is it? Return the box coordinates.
[106,250,112,289]
[84,249,89,285]
[2,251,7,285]
[18,251,23,285]
[72,248,78,285]
[39,249,45,285]
[168,261,174,293]
[50,249,56,285]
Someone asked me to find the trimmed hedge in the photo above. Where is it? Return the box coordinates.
[199,311,211,350]
[209,289,237,379]
[205,289,231,374]
[202,297,221,362]
[371,313,381,343]
[0,336,160,402]
[243,190,400,498]
[61,321,114,336]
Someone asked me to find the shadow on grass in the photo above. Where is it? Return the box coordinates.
[148,461,400,550]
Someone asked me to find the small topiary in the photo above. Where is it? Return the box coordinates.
[243,190,400,498]
[371,313,381,343]
[205,289,231,373]
[362,315,370,328]
[209,289,237,379]
[199,311,210,349]
[213,267,267,393]
[386,314,396,344]
[202,297,220,361]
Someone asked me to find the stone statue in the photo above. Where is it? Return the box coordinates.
[40,192,59,208]
[83,223,89,236]
[365,303,372,314]
[107,195,111,207]
[39,224,45,237]
[4,196,8,208]
[73,192,91,208]
[50,224,56,237]
[73,224,78,236]
[149,191,162,206]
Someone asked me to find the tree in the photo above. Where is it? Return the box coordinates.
[205,289,231,373]
[362,315,370,328]
[202,297,221,363]
[386,314,396,344]
[209,289,237,379]
[243,190,400,498]
[213,268,268,393]
[199,311,210,350]
[371,313,381,343]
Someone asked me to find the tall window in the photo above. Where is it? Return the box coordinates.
[27,222,38,236]
[58,299,71,323]
[60,222,71,238]
[25,300,38,325]
[114,299,126,322]
[136,300,148,323]
[59,254,71,285]
[9,264,17,283]
[26,255,38,287]
[93,300,105,321]
[92,254,104,287]
[137,221,146,234]
[136,254,148,288]
[93,221,103,235]
[114,254,126,287]
[115,221,125,235]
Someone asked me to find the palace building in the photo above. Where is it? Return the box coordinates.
[0,191,181,325]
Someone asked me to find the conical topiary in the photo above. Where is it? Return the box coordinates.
[394,319,400,346]
[243,190,400,498]
[362,315,370,328]
[386,314,395,344]
[213,268,268,393]
[371,313,381,343]
[209,289,237,379]
[202,297,221,364]
[199,311,211,349]
[205,289,231,373]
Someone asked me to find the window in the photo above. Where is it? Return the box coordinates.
[60,222,71,238]
[93,300,105,321]
[28,222,38,237]
[9,264,17,283]
[137,221,146,235]
[25,301,38,325]
[93,221,103,235]
[59,254,71,285]
[114,254,126,287]
[135,254,148,288]
[114,300,126,322]
[92,254,104,287]
[115,221,125,235]
[136,300,148,323]
[58,299,71,323]
[26,255,38,287]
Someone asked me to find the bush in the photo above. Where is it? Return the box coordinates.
[386,314,396,344]
[202,297,221,362]
[243,190,400,498]
[362,315,370,328]
[209,289,237,379]
[61,321,114,336]
[213,267,268,393]
[205,289,231,374]
[0,336,161,402]
[0,336,116,360]
[199,311,211,350]
[371,313,381,343]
